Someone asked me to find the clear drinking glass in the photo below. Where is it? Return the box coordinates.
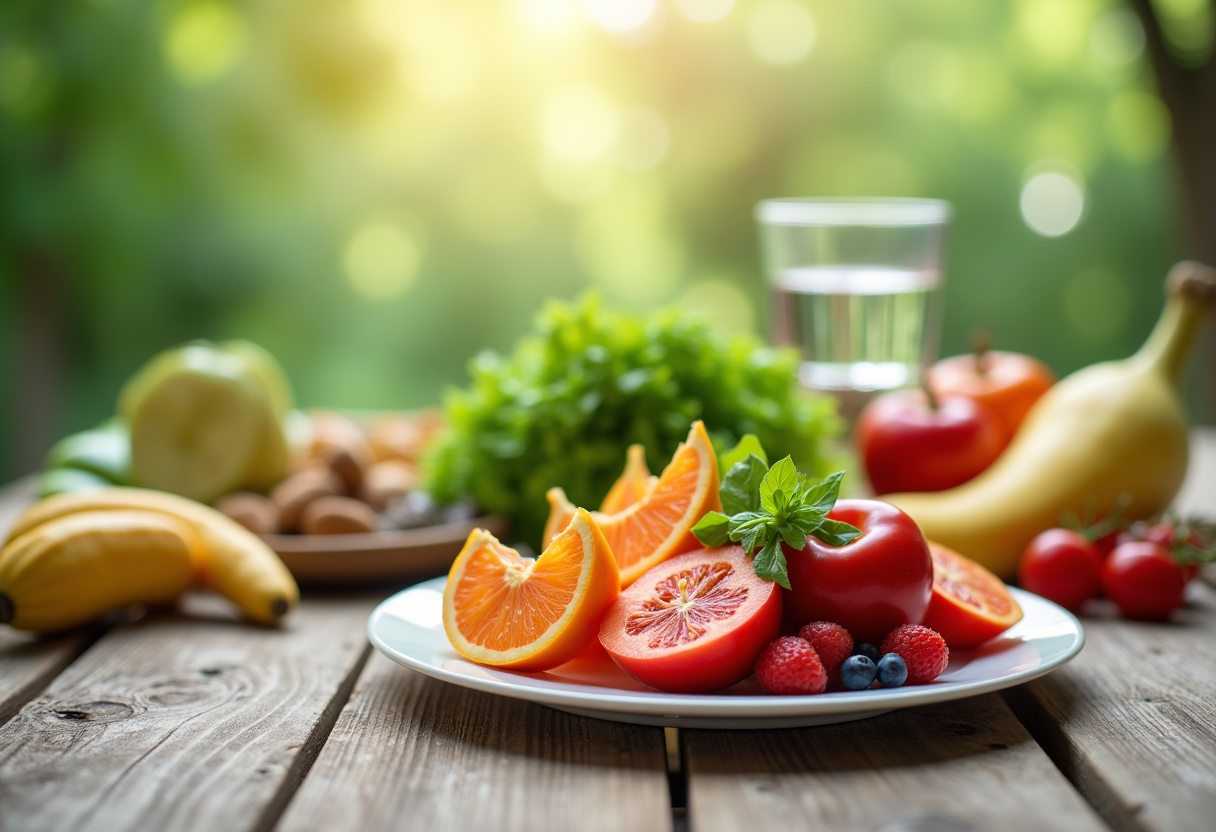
[755,198,952,395]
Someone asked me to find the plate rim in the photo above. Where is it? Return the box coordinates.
[368,579,1084,723]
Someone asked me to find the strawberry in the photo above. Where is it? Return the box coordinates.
[880,624,949,685]
[754,636,828,695]
[798,621,853,689]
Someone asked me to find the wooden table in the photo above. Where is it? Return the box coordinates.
[1,431,1214,832]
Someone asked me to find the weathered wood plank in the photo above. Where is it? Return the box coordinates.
[0,626,104,729]
[0,592,374,832]
[1003,580,1216,832]
[682,693,1106,832]
[277,651,673,832]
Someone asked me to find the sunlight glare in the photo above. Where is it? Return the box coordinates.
[674,0,736,25]
[747,0,816,66]
[582,0,657,33]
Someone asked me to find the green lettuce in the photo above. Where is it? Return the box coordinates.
[425,295,843,547]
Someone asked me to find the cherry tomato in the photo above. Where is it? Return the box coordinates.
[599,545,781,693]
[783,499,933,644]
[927,349,1055,446]
[856,389,1005,495]
[1017,529,1102,611]
[1101,541,1187,621]
[1117,521,1201,582]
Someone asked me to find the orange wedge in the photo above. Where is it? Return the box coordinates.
[443,508,620,671]
[599,444,659,515]
[543,421,722,588]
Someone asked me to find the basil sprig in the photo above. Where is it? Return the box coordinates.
[693,443,860,590]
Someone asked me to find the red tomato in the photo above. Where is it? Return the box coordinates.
[1102,541,1187,620]
[856,389,1005,495]
[927,350,1056,446]
[783,499,933,644]
[598,546,781,693]
[1017,529,1102,611]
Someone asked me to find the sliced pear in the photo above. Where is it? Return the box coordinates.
[123,347,264,503]
[220,340,293,489]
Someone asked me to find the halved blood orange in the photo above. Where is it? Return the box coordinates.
[543,421,721,588]
[442,508,619,671]
[921,541,1023,649]
[598,444,659,515]
[598,545,782,693]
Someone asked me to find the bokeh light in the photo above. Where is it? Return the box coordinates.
[1106,90,1171,162]
[344,222,423,300]
[164,1,247,85]
[582,0,657,34]
[614,107,670,171]
[1089,9,1145,68]
[675,0,736,25]
[542,86,619,164]
[1020,169,1086,237]
[747,0,816,66]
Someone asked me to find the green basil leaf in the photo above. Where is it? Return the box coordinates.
[692,512,731,547]
[720,454,768,515]
[752,535,791,589]
[778,522,807,550]
[719,434,767,473]
[812,518,863,547]
[727,511,768,532]
[737,524,766,556]
[760,456,798,514]
[802,470,847,514]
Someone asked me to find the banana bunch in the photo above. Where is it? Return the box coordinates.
[0,488,299,632]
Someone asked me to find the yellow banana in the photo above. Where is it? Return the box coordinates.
[886,262,1216,579]
[0,510,196,632]
[6,487,299,625]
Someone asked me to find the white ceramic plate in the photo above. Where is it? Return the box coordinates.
[368,579,1084,729]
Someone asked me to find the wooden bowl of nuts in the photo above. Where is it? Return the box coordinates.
[212,409,507,586]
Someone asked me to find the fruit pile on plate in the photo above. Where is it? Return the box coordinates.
[440,422,1024,695]
[38,341,467,540]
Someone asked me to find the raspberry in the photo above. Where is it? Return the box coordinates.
[798,621,853,689]
[754,636,828,695]
[880,624,949,685]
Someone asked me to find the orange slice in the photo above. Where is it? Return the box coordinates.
[543,421,722,588]
[921,541,1024,649]
[599,444,659,515]
[443,508,620,671]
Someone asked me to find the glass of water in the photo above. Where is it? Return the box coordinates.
[755,198,952,397]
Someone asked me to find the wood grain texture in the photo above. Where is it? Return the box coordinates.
[682,694,1106,832]
[277,652,673,832]
[0,626,103,728]
[1003,580,1216,832]
[0,592,374,832]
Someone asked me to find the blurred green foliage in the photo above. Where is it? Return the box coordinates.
[0,0,1207,484]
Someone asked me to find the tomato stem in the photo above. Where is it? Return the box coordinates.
[971,329,991,377]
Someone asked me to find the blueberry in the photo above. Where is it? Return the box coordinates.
[840,655,878,690]
[876,653,908,687]
[853,642,880,663]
